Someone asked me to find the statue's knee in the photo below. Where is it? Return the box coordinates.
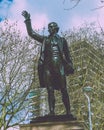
[47,86,54,97]
[47,86,53,91]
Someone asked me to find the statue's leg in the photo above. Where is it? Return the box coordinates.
[61,88,71,115]
[45,69,55,115]
[47,86,55,115]
[60,77,71,115]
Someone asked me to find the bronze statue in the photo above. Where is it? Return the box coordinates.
[22,10,74,116]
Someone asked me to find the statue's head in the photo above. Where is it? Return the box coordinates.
[48,22,59,34]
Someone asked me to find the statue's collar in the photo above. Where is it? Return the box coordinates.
[48,34,60,38]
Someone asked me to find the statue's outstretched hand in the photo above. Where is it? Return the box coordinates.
[22,10,30,20]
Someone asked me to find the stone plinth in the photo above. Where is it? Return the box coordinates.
[20,115,86,130]
[20,121,85,130]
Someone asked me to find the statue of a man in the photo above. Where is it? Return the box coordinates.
[22,11,74,116]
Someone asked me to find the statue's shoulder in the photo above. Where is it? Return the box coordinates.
[61,36,66,40]
[55,34,65,41]
[60,37,67,43]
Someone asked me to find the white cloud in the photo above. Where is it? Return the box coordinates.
[7,0,49,34]
[67,9,104,31]
[65,0,104,30]
[95,8,104,28]
[69,15,97,28]
[31,13,49,30]
[9,0,27,19]
[3,0,28,35]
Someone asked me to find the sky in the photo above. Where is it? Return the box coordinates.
[0,0,104,35]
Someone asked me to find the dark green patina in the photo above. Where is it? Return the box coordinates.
[22,10,74,116]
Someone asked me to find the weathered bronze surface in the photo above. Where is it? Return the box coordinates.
[22,10,74,116]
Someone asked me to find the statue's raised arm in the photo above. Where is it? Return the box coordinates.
[22,10,44,43]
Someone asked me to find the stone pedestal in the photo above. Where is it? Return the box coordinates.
[20,121,85,130]
[20,115,86,130]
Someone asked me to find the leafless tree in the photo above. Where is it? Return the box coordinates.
[0,20,39,130]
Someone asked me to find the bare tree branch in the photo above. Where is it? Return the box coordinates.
[63,0,81,10]
[0,20,39,129]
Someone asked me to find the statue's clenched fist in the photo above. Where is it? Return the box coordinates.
[22,10,30,20]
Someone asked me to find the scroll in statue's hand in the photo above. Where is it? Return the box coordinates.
[22,10,30,20]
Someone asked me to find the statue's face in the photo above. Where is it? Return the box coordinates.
[48,25,56,35]
[48,22,59,35]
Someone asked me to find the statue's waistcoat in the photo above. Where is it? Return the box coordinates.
[40,34,63,63]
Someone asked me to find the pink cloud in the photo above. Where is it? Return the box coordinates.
[67,12,104,31]
[66,0,104,30]
[31,13,49,30]
[95,8,104,28]
[69,15,85,28]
